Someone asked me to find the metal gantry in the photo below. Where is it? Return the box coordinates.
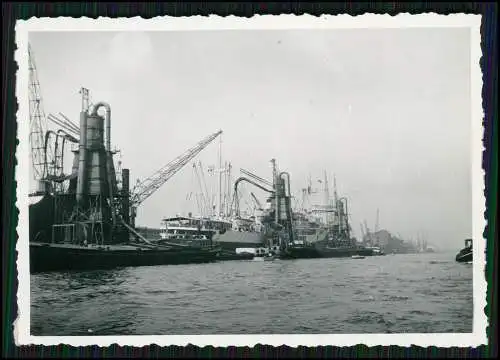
[29,43,52,182]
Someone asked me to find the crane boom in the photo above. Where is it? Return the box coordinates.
[240,168,273,188]
[130,130,223,207]
[250,192,263,210]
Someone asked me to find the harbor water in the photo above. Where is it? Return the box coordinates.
[31,251,473,335]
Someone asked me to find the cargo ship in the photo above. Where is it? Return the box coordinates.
[293,172,375,258]
[455,238,472,263]
[158,216,257,260]
[159,215,266,249]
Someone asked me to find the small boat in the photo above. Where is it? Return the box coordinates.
[455,239,472,263]
[351,255,365,259]
[254,252,276,262]
[263,253,275,261]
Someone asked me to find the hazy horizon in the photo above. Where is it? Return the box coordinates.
[28,28,473,250]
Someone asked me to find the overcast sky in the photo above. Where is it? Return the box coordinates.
[29,28,472,249]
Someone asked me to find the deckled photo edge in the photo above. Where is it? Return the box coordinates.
[13,13,486,348]
[470,15,488,344]
[12,13,480,32]
[14,19,31,347]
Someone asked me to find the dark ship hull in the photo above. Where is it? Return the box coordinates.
[455,239,473,263]
[279,245,320,259]
[29,194,56,243]
[30,242,220,274]
[455,247,472,263]
[278,242,375,260]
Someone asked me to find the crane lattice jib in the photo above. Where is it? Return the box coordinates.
[130,130,223,206]
[29,43,53,180]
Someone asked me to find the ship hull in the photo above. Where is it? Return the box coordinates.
[279,246,320,259]
[30,242,220,274]
[29,194,56,243]
[214,230,265,251]
[455,249,472,263]
[317,247,375,258]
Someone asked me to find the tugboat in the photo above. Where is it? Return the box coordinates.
[455,238,472,263]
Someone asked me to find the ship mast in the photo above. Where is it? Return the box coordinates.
[323,170,330,224]
[333,175,340,229]
[217,134,223,219]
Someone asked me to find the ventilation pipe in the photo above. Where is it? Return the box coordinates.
[233,176,274,217]
[91,102,116,225]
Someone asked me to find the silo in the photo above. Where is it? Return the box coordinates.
[85,113,108,196]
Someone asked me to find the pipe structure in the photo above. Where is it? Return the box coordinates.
[43,130,66,181]
[91,102,116,225]
[91,102,111,154]
[233,176,274,216]
[57,128,79,143]
[76,110,88,206]
[43,130,57,175]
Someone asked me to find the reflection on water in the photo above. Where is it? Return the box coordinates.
[31,252,473,335]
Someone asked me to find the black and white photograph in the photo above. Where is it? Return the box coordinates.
[15,14,485,347]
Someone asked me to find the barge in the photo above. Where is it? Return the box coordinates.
[30,242,220,273]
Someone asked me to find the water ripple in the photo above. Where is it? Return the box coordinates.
[31,252,473,335]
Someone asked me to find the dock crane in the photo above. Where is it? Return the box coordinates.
[29,44,80,194]
[128,130,223,226]
[29,43,53,189]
